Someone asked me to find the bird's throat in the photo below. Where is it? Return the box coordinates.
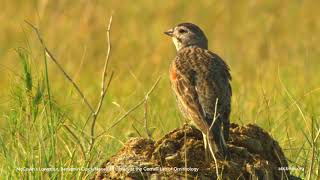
[172,37,183,51]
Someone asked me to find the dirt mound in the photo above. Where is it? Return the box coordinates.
[94,123,300,179]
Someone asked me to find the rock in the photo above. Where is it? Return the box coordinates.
[93,123,301,180]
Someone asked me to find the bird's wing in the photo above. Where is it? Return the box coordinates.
[208,51,232,97]
[194,51,232,119]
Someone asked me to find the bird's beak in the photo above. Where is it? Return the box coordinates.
[164,28,174,37]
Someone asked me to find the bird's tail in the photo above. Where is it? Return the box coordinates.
[207,118,229,159]
[223,117,230,141]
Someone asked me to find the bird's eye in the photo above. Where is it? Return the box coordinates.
[178,29,187,33]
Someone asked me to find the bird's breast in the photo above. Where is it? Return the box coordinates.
[170,66,177,81]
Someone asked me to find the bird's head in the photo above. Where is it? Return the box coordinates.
[164,23,208,51]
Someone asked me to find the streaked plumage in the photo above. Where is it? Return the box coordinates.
[165,23,232,158]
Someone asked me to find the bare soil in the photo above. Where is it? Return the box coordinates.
[93,123,301,180]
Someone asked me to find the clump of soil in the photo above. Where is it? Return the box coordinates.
[94,123,300,180]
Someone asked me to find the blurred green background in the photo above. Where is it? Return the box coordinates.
[0,0,319,178]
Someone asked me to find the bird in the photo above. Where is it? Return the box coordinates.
[164,23,232,159]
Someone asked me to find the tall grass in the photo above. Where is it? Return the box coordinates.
[1,48,65,178]
[0,0,319,179]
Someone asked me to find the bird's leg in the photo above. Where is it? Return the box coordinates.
[183,121,189,126]
[211,120,230,160]
[183,118,190,126]
[202,133,211,161]
[220,132,230,160]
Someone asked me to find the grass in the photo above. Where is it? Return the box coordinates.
[0,0,319,179]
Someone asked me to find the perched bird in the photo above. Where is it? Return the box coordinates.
[164,23,232,159]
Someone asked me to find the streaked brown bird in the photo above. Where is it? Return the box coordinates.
[164,23,232,159]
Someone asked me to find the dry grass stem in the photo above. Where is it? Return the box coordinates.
[63,124,86,159]
[88,15,114,153]
[25,21,95,113]
[96,76,161,139]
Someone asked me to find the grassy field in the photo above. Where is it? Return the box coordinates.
[0,0,319,179]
